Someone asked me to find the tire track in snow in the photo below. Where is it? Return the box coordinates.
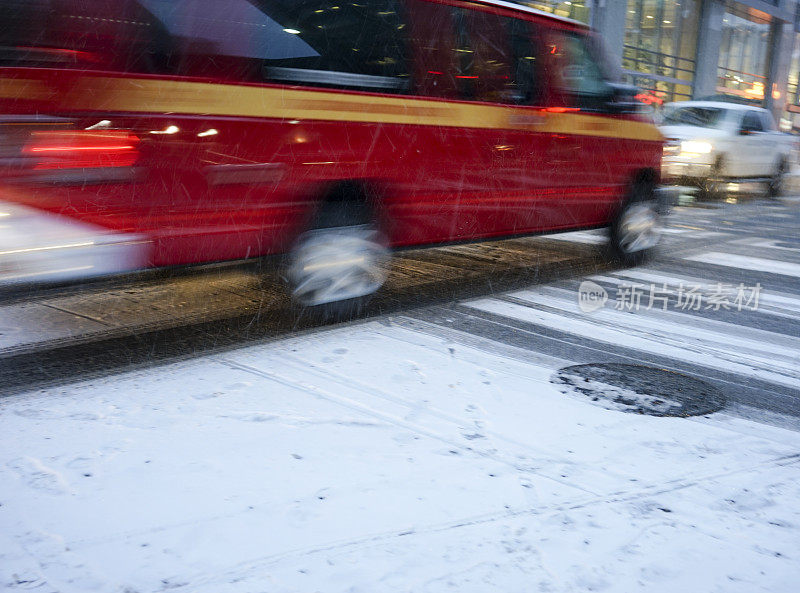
[216,356,602,497]
[161,453,800,591]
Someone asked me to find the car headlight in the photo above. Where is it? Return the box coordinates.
[680,140,713,154]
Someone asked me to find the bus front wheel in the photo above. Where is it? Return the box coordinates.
[608,180,661,266]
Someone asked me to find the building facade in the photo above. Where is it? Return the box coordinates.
[520,0,800,131]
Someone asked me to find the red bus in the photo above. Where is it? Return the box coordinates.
[0,0,664,316]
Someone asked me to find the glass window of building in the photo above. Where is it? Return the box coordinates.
[790,37,800,105]
[717,2,772,104]
[782,10,800,132]
[522,1,590,23]
[621,0,700,105]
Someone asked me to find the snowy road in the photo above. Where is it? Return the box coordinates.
[1,196,800,591]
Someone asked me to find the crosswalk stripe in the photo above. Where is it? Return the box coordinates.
[587,269,800,316]
[684,252,800,279]
[543,231,606,244]
[740,239,800,253]
[463,295,800,390]
[543,228,723,245]
[508,285,800,362]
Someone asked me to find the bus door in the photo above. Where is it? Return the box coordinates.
[537,30,624,229]
[401,1,543,242]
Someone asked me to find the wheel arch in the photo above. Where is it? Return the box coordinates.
[305,178,389,231]
[631,167,658,189]
[614,167,658,217]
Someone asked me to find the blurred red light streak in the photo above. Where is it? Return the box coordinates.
[30,145,135,152]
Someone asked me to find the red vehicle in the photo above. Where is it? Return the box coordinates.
[0,0,664,315]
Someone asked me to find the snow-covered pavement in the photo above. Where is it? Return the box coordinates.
[3,198,800,592]
[2,317,800,592]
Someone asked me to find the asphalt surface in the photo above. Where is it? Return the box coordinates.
[1,193,799,429]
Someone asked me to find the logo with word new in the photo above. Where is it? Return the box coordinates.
[578,280,608,313]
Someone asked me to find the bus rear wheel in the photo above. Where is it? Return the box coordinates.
[287,196,389,321]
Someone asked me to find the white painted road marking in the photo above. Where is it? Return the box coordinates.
[685,252,800,278]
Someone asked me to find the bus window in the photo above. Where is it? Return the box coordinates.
[453,8,513,103]
[406,0,459,99]
[136,0,411,89]
[548,32,613,111]
[258,0,411,93]
[451,8,541,106]
[0,0,173,74]
[506,17,543,105]
[139,0,317,80]
[2,0,412,90]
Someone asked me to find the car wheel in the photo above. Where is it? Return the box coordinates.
[609,180,661,266]
[287,199,389,321]
[767,158,787,198]
[699,155,726,200]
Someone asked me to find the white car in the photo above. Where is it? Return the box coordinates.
[659,101,795,196]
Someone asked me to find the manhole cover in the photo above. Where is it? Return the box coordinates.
[552,363,726,417]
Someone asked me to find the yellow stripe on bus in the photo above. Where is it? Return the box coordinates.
[8,74,664,142]
[0,78,56,102]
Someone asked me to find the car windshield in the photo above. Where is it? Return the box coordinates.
[661,106,728,128]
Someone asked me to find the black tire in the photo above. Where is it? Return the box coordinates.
[767,158,787,198]
[286,189,389,322]
[608,179,661,266]
[698,155,726,200]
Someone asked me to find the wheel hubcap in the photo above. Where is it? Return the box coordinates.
[618,202,660,253]
[288,225,389,306]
